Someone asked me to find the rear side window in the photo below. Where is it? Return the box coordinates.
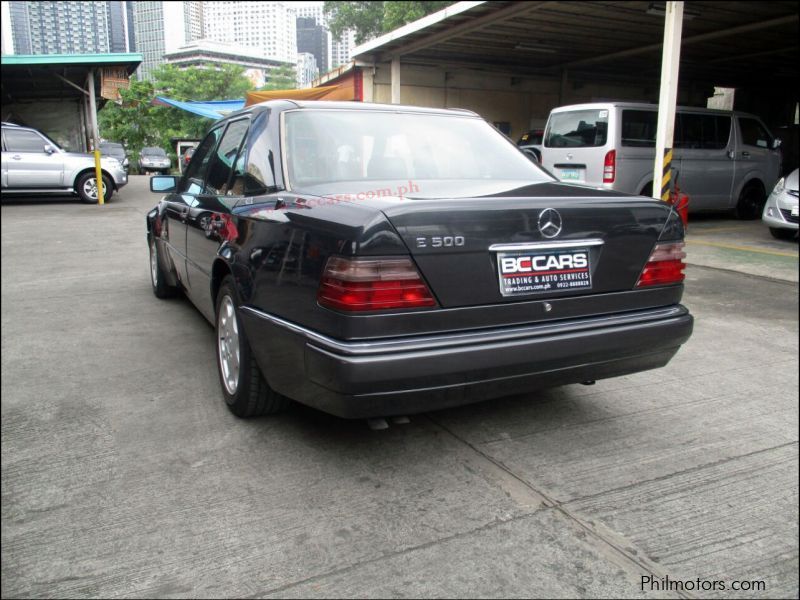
[5,129,46,152]
[205,119,250,195]
[545,110,608,148]
[621,110,658,147]
[182,128,224,195]
[676,114,731,150]
[738,117,772,148]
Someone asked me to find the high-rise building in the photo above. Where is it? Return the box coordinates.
[8,1,132,55]
[203,1,297,65]
[330,29,357,70]
[290,2,353,73]
[296,16,329,75]
[132,1,203,80]
[296,52,318,89]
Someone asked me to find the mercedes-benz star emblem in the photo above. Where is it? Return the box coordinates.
[538,208,563,238]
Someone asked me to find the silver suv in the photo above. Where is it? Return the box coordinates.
[1,122,128,203]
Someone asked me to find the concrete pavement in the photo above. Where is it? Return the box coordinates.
[2,177,797,598]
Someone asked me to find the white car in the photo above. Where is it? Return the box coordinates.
[762,168,798,240]
[1,122,127,203]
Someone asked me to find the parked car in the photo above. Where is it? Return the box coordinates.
[517,128,544,162]
[762,168,798,240]
[146,100,693,419]
[540,102,782,219]
[517,129,544,146]
[99,141,129,173]
[1,121,127,203]
[138,146,171,174]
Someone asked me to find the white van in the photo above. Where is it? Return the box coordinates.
[540,102,782,218]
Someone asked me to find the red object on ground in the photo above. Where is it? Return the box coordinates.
[669,184,689,230]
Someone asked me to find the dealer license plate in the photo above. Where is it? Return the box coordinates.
[497,248,592,297]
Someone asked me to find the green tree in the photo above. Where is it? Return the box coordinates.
[98,63,252,167]
[98,76,160,156]
[324,1,455,44]
[259,65,297,91]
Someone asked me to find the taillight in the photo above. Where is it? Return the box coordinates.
[318,256,436,312]
[636,242,686,287]
[603,149,616,183]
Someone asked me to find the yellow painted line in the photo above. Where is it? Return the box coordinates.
[687,239,799,258]
[688,226,751,234]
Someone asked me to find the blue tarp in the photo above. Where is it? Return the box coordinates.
[153,97,245,120]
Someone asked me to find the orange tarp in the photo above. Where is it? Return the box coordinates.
[244,84,355,106]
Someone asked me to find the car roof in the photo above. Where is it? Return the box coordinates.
[222,99,480,122]
[549,101,761,119]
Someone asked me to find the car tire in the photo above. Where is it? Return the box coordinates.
[216,276,288,418]
[148,235,178,298]
[734,183,765,220]
[769,227,797,240]
[76,172,114,204]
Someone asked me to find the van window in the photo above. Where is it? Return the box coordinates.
[738,117,772,148]
[621,110,658,147]
[676,114,731,150]
[545,110,608,148]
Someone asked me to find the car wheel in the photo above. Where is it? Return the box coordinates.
[216,276,288,418]
[149,236,177,298]
[734,183,765,220]
[769,227,797,240]
[640,182,653,198]
[76,172,114,203]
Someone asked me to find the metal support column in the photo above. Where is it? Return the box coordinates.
[87,68,105,205]
[652,1,684,201]
[390,56,400,104]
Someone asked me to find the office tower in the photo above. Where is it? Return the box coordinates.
[132,1,203,80]
[203,1,297,65]
[8,1,132,55]
[296,16,329,75]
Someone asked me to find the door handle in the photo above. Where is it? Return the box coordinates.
[741,151,750,158]
[12,155,21,160]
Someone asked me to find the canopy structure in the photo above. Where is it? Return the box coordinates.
[152,97,245,120]
[245,84,356,106]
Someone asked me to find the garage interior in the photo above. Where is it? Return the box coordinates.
[1,53,142,153]
[347,0,798,170]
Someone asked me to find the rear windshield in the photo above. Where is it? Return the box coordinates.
[142,147,166,156]
[545,109,608,148]
[283,110,552,190]
[100,143,124,155]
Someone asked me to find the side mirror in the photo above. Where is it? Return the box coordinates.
[772,138,782,150]
[43,144,55,154]
[150,175,178,193]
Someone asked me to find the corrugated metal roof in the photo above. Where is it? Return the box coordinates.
[353,1,799,88]
[2,53,143,70]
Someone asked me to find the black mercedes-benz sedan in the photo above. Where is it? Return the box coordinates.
[146,100,693,419]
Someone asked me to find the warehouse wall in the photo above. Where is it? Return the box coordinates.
[370,63,708,140]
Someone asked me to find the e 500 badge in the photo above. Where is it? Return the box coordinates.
[497,248,592,297]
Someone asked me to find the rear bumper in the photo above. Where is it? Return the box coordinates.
[241,305,693,419]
